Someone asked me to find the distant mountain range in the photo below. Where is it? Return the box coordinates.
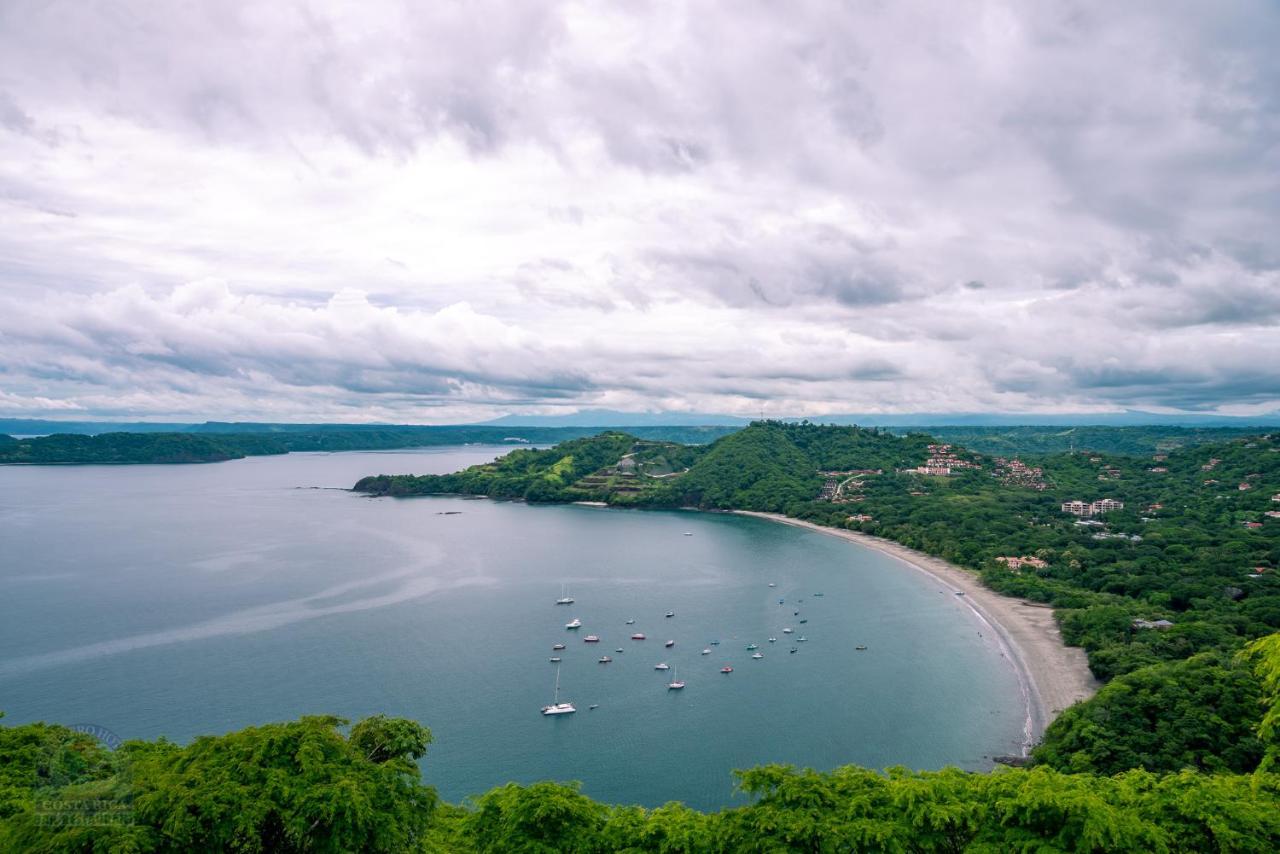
[3,408,1279,437]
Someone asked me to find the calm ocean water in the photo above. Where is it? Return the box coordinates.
[0,448,1024,809]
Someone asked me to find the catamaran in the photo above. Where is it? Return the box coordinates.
[541,665,575,715]
[555,583,574,605]
[667,667,685,689]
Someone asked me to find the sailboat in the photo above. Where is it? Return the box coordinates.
[667,666,685,689]
[541,665,575,715]
[555,583,574,605]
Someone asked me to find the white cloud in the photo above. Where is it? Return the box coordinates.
[0,1,1277,421]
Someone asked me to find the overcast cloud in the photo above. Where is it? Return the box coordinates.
[1,0,1278,422]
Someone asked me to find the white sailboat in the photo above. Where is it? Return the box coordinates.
[667,666,685,689]
[555,583,574,605]
[541,665,576,715]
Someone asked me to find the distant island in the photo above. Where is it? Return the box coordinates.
[356,421,1280,779]
[0,425,738,465]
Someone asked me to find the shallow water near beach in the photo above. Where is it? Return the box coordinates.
[0,448,1025,809]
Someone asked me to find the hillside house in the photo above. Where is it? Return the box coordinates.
[1133,618,1174,630]
[996,556,1048,572]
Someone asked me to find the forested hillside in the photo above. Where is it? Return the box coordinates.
[358,422,1280,777]
[903,425,1262,456]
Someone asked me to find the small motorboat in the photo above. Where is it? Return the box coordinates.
[683,532,693,536]
[789,648,798,654]
[782,628,794,634]
[720,666,733,673]
[799,619,808,624]
[552,643,565,650]
[778,598,784,604]
[768,582,777,587]
[584,635,600,643]
[701,648,711,655]
[768,637,777,643]
[793,611,799,616]
[751,652,763,660]
[813,593,825,597]
[626,619,636,625]
[566,618,582,629]
[709,640,720,646]
[589,704,599,710]
[665,640,675,648]
[549,657,562,662]
[615,648,624,653]
[598,656,612,663]
[855,645,868,651]
[746,643,758,650]
[631,633,646,640]
[665,611,675,618]
[654,662,670,670]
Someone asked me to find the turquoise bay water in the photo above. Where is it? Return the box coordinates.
[0,448,1024,809]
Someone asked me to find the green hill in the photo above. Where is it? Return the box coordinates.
[356,422,1280,779]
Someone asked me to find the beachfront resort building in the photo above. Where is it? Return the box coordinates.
[1063,498,1125,517]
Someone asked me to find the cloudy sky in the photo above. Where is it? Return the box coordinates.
[1,1,1278,423]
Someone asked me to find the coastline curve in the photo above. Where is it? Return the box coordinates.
[732,511,1098,750]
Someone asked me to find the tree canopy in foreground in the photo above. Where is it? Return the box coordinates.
[2,632,1279,852]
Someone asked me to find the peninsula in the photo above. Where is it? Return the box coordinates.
[356,421,1279,773]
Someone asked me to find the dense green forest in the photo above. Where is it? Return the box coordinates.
[900,425,1263,456]
[2,633,1278,852]
[357,422,1280,778]
[0,426,737,465]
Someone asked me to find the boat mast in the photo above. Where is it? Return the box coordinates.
[553,665,561,704]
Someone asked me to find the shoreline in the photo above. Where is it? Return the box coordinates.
[733,511,1098,749]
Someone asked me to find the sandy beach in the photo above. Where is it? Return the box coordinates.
[735,511,1098,748]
